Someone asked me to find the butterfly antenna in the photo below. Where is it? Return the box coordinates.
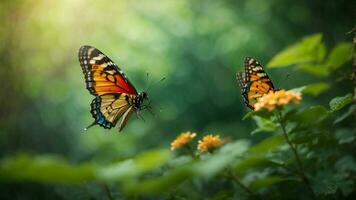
[144,72,152,92]
[145,76,166,93]
[84,121,96,131]
[146,100,156,117]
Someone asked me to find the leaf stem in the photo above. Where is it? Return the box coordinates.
[276,111,316,200]
[101,182,114,200]
[229,170,262,200]
[185,145,197,159]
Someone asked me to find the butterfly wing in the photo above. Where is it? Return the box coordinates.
[78,46,138,131]
[237,57,275,109]
[236,72,250,108]
[78,45,138,96]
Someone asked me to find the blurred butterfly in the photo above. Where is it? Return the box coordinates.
[78,45,148,131]
[236,57,275,109]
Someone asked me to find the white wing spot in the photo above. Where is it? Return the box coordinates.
[93,54,105,61]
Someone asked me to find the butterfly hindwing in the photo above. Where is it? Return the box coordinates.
[236,57,275,109]
[236,72,249,108]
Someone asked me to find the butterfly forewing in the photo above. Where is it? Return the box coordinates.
[78,45,137,95]
[236,57,275,109]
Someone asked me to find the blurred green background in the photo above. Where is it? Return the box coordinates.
[0,0,355,199]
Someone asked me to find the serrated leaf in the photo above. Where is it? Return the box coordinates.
[291,106,328,124]
[334,105,356,124]
[326,42,353,71]
[302,82,330,96]
[329,93,353,112]
[251,116,277,135]
[268,33,324,68]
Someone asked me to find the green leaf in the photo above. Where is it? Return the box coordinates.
[234,157,280,173]
[329,93,353,112]
[123,167,193,195]
[291,106,329,124]
[0,154,95,183]
[268,33,324,68]
[134,149,171,172]
[296,63,329,77]
[335,155,356,173]
[334,105,356,124]
[334,129,356,144]
[289,130,325,144]
[325,42,353,71]
[194,140,250,178]
[249,176,289,190]
[242,109,273,120]
[248,136,285,156]
[251,116,278,135]
[98,149,171,181]
[312,170,354,196]
[302,82,330,96]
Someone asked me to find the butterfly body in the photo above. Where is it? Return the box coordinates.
[78,45,147,131]
[236,57,275,110]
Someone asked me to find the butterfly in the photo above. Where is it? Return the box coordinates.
[236,57,275,109]
[78,45,148,131]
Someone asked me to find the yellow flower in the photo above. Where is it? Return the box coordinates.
[170,131,197,151]
[197,134,223,152]
[254,90,302,111]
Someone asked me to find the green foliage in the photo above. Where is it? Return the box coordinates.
[302,82,331,96]
[334,105,356,124]
[325,43,353,70]
[268,34,325,67]
[329,93,353,112]
[251,116,277,135]
[0,154,95,183]
[268,33,353,78]
[249,176,289,190]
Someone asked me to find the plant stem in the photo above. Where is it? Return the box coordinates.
[276,111,317,200]
[101,183,114,200]
[229,170,262,200]
[185,145,197,159]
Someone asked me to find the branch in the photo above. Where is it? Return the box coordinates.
[276,111,317,200]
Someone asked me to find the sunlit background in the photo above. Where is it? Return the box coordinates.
[0,0,355,198]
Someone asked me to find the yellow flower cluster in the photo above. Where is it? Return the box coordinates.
[254,90,302,111]
[170,132,224,153]
[170,131,196,150]
[197,134,223,152]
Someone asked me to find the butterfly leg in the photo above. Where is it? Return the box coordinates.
[84,121,97,131]
[136,111,146,122]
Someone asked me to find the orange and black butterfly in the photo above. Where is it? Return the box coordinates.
[78,45,148,131]
[236,57,275,109]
